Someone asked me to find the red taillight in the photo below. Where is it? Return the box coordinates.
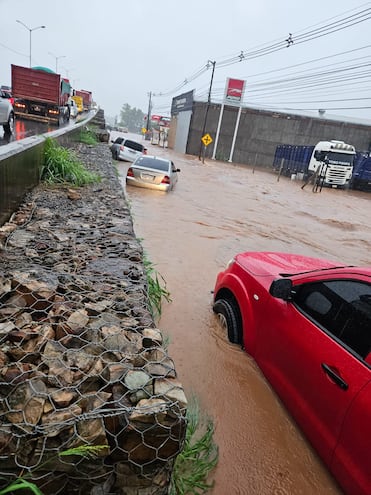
[10,98,15,106]
[161,176,170,184]
[143,148,147,155]
[120,146,124,151]
[127,168,134,177]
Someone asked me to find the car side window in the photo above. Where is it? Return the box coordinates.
[293,280,371,359]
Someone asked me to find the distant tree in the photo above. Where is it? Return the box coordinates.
[119,104,145,132]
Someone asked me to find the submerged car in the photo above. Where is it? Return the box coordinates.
[126,155,180,192]
[110,137,146,162]
[0,90,15,134]
[212,251,371,495]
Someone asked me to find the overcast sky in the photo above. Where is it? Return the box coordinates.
[1,0,371,122]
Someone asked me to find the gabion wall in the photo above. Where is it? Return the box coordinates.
[0,142,187,494]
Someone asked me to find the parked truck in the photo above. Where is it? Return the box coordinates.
[71,95,83,114]
[351,152,371,192]
[273,140,356,188]
[11,65,71,125]
[74,89,92,112]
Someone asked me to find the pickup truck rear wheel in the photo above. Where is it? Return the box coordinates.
[3,113,14,134]
[213,298,242,345]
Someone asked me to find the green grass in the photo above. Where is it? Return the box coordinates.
[42,137,100,186]
[143,254,171,320]
[0,445,107,494]
[0,479,43,495]
[170,398,219,495]
[77,127,99,145]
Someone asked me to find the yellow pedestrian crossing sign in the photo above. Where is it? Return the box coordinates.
[201,133,213,146]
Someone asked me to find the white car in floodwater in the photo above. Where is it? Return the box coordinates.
[0,90,15,134]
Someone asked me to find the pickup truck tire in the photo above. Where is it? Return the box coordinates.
[3,112,14,134]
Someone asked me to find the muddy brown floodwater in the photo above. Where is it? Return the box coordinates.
[115,134,370,495]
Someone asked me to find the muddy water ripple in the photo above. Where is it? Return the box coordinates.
[116,138,370,494]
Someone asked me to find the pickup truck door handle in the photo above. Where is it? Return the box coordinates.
[321,363,348,390]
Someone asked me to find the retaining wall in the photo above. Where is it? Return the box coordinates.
[0,122,187,494]
[186,102,371,168]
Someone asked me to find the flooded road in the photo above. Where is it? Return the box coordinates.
[116,135,370,495]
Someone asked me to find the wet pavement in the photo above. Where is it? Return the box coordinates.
[114,134,370,495]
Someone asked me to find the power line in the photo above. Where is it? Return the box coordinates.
[151,4,371,100]
[0,41,27,57]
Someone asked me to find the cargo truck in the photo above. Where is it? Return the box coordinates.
[11,65,71,125]
[351,152,371,192]
[71,95,83,113]
[273,140,355,188]
[74,89,92,112]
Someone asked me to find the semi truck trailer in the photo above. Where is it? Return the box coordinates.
[273,140,356,188]
[73,89,92,112]
[11,65,71,125]
[351,153,371,191]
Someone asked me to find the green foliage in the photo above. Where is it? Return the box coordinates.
[77,127,99,145]
[143,254,171,320]
[0,445,107,495]
[0,479,43,495]
[42,138,100,186]
[59,445,107,459]
[170,398,219,495]
[119,103,145,133]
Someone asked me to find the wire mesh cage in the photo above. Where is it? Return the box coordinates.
[0,143,187,495]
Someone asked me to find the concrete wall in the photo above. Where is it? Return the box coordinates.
[0,113,96,226]
[0,139,43,225]
[187,102,371,168]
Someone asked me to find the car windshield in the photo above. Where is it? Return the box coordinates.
[135,157,170,172]
[124,140,144,152]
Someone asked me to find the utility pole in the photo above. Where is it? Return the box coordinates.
[146,91,152,132]
[199,60,216,160]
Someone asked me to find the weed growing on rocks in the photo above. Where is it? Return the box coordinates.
[42,138,100,186]
[143,254,171,320]
[77,127,99,145]
[0,446,107,495]
[170,397,218,495]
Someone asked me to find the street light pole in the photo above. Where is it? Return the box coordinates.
[49,52,66,73]
[16,20,46,67]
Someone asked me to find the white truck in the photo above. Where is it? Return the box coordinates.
[308,140,355,188]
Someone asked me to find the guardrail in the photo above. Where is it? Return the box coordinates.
[0,111,97,226]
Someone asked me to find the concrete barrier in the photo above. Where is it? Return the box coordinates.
[0,111,97,226]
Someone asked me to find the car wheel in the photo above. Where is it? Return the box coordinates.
[3,113,14,134]
[213,298,242,345]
